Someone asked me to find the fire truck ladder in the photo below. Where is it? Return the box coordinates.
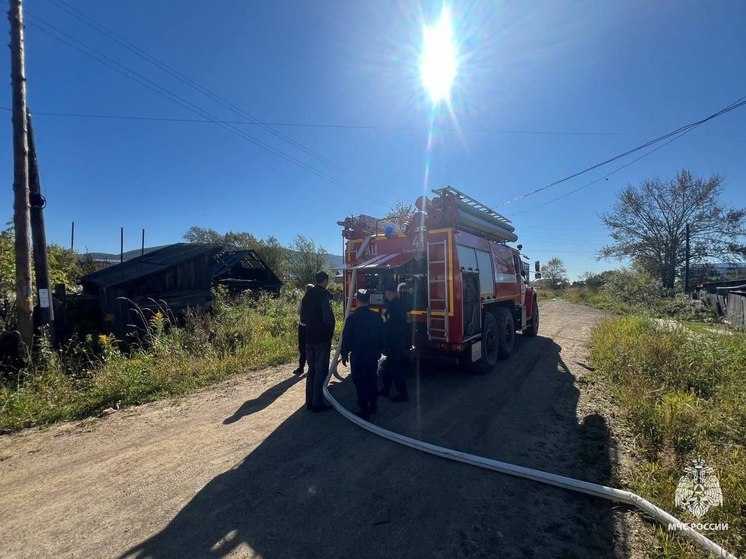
[427,239,449,341]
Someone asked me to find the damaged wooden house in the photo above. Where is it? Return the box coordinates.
[63,243,282,340]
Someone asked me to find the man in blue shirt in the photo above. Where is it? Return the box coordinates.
[379,281,410,402]
[340,289,385,420]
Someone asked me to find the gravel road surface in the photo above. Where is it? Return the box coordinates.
[0,300,651,558]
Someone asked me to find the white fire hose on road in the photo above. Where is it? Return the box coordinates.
[322,378,736,558]
[322,244,737,558]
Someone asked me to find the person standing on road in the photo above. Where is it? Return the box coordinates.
[340,289,385,420]
[300,271,335,412]
[379,280,410,402]
[293,284,314,376]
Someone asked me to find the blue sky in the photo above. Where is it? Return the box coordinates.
[0,0,744,280]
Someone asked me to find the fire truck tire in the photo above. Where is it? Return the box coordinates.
[523,301,539,337]
[495,307,515,359]
[475,311,499,373]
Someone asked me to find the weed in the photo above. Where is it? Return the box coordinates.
[590,316,745,556]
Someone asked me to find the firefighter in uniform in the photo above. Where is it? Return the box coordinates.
[340,289,384,420]
[379,280,410,402]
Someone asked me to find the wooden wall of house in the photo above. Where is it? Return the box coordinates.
[726,292,746,329]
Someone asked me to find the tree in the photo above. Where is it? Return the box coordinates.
[541,258,568,289]
[579,271,607,289]
[384,201,415,226]
[1,224,97,302]
[599,170,745,289]
[287,235,328,288]
[183,227,288,278]
[0,228,14,300]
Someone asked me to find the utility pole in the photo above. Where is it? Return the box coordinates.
[9,0,33,354]
[70,221,74,251]
[685,222,690,294]
[27,111,55,345]
[120,227,124,263]
[141,228,145,256]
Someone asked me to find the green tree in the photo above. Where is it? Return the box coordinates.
[287,235,328,288]
[579,271,607,288]
[47,245,96,291]
[0,224,97,301]
[599,170,746,289]
[0,228,14,299]
[183,227,288,278]
[541,258,568,289]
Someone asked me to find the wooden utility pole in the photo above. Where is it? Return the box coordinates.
[141,228,145,256]
[28,111,55,344]
[120,227,124,263]
[9,0,33,353]
[685,222,690,293]
[70,221,74,250]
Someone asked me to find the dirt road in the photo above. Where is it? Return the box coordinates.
[0,300,650,558]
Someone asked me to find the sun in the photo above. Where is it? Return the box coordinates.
[419,6,458,105]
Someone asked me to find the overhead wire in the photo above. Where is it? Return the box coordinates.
[0,104,730,138]
[44,0,339,170]
[23,13,342,188]
[497,96,746,207]
[510,125,701,216]
[24,10,401,209]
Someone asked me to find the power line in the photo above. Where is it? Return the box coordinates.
[511,126,700,216]
[24,14,341,186]
[497,96,746,207]
[1,104,725,137]
[43,0,339,170]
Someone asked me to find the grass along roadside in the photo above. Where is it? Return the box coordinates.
[589,316,745,558]
[0,288,343,433]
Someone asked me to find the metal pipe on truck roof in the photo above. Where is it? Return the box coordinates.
[453,211,518,242]
[454,199,516,232]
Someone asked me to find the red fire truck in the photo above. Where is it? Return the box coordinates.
[338,186,539,371]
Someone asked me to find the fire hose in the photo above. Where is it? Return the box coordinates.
[321,375,736,558]
[324,241,737,558]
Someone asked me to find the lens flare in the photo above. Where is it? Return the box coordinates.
[419,6,458,105]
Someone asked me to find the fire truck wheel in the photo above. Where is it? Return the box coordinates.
[523,301,539,337]
[495,307,515,359]
[476,311,499,373]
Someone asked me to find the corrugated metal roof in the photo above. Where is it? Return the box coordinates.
[82,243,223,288]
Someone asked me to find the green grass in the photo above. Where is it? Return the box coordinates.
[0,288,343,432]
[590,316,745,557]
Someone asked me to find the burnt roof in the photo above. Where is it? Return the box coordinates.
[81,243,223,288]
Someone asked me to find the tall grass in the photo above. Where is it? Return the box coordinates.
[590,316,745,557]
[539,284,717,322]
[0,287,343,432]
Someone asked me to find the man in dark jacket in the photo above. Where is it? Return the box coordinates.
[380,281,410,402]
[300,271,336,412]
[340,289,385,420]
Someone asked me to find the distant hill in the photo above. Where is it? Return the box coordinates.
[87,246,167,262]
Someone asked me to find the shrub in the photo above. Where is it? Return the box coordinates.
[601,268,663,310]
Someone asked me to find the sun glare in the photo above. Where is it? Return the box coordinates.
[419,7,458,105]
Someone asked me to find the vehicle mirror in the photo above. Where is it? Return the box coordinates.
[534,272,542,279]
[534,260,541,272]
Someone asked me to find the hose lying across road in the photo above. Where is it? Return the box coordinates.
[329,235,735,557]
[321,374,737,559]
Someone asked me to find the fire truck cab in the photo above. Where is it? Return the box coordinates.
[339,186,539,371]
